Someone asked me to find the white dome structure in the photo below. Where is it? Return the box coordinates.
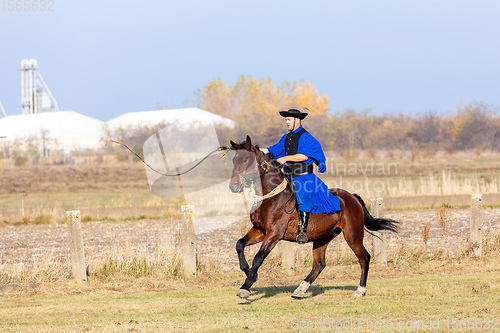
[0,108,234,155]
[106,108,235,130]
[0,111,104,152]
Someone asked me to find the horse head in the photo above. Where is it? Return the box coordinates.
[228,136,261,193]
[228,135,284,194]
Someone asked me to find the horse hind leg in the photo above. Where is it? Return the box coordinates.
[344,231,371,297]
[351,246,370,297]
[292,237,334,299]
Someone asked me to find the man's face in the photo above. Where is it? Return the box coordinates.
[285,117,300,131]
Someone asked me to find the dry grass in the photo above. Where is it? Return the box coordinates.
[1,229,499,286]
[1,149,500,287]
[421,219,432,246]
[322,149,500,209]
[435,205,451,235]
[93,252,183,281]
[0,219,498,333]
[321,172,500,207]
[0,255,71,284]
[1,149,500,225]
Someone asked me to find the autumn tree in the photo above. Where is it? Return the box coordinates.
[195,76,500,152]
[196,75,330,146]
[326,109,374,154]
[452,104,496,150]
[197,78,234,119]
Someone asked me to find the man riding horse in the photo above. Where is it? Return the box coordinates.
[267,108,341,244]
[230,119,398,298]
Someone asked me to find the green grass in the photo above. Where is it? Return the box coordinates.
[0,266,499,332]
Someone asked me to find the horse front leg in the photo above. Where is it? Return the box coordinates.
[237,233,281,298]
[236,227,264,277]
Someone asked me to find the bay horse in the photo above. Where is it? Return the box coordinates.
[229,136,399,299]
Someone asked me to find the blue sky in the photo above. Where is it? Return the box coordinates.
[1,0,499,121]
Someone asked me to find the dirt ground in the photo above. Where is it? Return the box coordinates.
[1,208,499,276]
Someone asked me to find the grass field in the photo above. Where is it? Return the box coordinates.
[1,149,499,332]
[0,256,499,332]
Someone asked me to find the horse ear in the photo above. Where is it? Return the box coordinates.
[244,135,252,148]
[230,140,238,149]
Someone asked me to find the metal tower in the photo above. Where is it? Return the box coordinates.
[20,59,59,114]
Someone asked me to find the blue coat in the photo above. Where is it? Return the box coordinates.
[268,126,341,214]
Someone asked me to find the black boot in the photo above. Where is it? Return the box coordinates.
[297,211,310,244]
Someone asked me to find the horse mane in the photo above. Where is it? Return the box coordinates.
[236,141,261,151]
[235,140,260,151]
[233,139,276,165]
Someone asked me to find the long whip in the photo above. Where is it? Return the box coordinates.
[105,139,231,177]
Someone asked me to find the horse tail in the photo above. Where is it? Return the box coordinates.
[353,193,399,233]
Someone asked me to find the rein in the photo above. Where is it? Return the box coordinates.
[107,138,295,209]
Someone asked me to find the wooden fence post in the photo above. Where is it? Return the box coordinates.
[370,198,387,265]
[181,205,197,277]
[470,194,483,257]
[66,210,87,283]
[281,241,295,274]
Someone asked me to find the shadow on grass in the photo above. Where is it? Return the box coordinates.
[238,284,357,304]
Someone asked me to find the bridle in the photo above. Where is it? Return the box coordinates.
[232,153,273,187]
[232,147,296,212]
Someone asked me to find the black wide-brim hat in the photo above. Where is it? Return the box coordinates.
[278,108,308,119]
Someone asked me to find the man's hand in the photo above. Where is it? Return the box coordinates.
[277,157,287,165]
[276,154,308,165]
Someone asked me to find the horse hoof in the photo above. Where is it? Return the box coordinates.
[352,286,366,297]
[291,281,310,299]
[291,290,305,299]
[237,289,251,298]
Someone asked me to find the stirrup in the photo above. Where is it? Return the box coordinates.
[297,232,307,244]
